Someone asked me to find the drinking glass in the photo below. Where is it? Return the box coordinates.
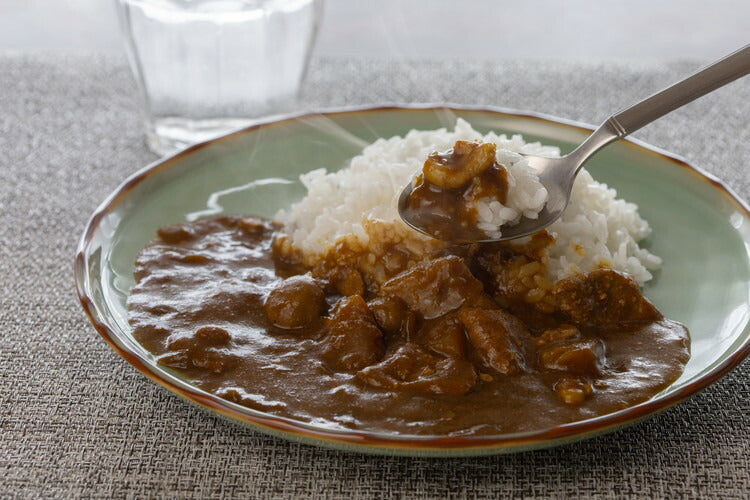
[115,0,322,155]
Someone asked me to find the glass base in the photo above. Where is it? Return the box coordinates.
[145,117,259,156]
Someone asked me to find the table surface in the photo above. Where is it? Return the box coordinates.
[1,52,748,498]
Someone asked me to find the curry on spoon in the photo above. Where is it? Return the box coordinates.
[398,44,750,243]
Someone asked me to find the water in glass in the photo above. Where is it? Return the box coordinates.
[116,0,321,155]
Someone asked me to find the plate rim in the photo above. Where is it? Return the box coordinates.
[74,103,750,456]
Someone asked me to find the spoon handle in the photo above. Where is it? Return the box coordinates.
[608,44,750,137]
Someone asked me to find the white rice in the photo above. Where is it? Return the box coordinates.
[474,148,549,238]
[278,119,660,284]
[545,168,661,283]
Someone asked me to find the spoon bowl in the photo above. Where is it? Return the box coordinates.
[398,152,579,243]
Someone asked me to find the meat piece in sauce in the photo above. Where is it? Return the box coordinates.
[367,295,408,334]
[356,343,477,396]
[264,274,327,329]
[326,266,366,297]
[321,295,385,372]
[416,313,467,359]
[553,376,594,405]
[458,307,532,375]
[552,269,661,328]
[381,255,484,319]
[534,324,605,376]
[158,326,234,374]
[537,338,606,376]
[368,295,421,344]
[422,140,497,188]
[532,324,603,404]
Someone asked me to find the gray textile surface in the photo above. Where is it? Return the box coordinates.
[1,52,749,499]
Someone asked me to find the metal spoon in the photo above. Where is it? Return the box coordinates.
[399,44,750,243]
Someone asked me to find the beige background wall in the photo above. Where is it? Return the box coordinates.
[0,0,748,59]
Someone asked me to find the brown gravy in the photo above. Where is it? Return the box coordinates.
[128,215,690,436]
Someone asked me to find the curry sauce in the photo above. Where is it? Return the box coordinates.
[128,215,689,436]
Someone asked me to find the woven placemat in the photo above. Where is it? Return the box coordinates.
[0,52,748,498]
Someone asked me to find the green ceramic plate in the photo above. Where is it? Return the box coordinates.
[75,105,750,456]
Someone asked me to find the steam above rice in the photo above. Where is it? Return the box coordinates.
[277,119,660,284]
